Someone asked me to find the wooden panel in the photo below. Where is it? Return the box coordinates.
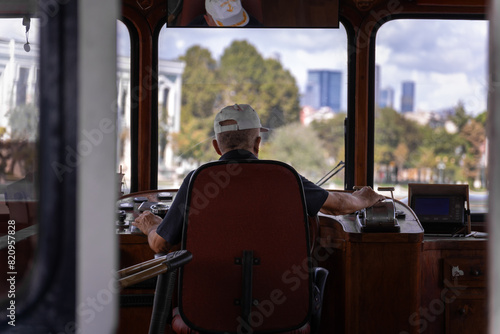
[442,257,486,288]
[421,240,487,334]
[346,241,421,333]
[318,210,423,334]
[417,0,486,6]
[262,0,339,27]
[446,297,487,334]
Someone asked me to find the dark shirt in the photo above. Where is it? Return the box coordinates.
[156,149,329,245]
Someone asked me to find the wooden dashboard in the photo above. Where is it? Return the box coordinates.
[115,191,487,334]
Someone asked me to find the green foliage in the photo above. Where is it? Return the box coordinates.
[259,123,329,181]
[460,119,486,183]
[449,101,469,130]
[173,116,218,165]
[3,104,39,178]
[176,40,301,162]
[179,46,220,121]
[374,107,423,167]
[7,104,39,141]
[217,40,300,127]
[475,111,487,126]
[374,103,488,188]
[310,113,346,163]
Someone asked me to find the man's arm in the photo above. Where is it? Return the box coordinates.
[319,186,386,216]
[133,211,173,254]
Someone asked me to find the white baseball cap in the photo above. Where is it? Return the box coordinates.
[214,104,268,134]
[205,0,250,27]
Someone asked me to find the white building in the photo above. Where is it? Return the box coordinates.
[0,38,39,134]
[1,38,185,187]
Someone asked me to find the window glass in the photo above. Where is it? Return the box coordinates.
[157,26,348,189]
[116,20,131,195]
[0,17,39,299]
[374,19,488,213]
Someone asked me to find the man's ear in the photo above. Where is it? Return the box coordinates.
[254,136,261,156]
[212,139,222,156]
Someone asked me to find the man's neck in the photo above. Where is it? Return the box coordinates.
[220,149,258,160]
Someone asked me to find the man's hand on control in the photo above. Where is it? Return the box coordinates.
[352,186,386,206]
[133,211,162,235]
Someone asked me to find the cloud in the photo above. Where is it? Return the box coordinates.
[376,19,487,113]
[154,19,488,114]
[158,27,348,102]
[0,18,39,44]
[377,19,487,77]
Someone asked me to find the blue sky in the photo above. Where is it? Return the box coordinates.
[1,17,488,115]
[154,19,489,115]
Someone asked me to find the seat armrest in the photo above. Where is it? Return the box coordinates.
[118,250,192,289]
[311,267,329,334]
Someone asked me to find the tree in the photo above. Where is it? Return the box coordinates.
[218,40,301,127]
[374,107,423,167]
[449,100,469,130]
[259,58,301,127]
[175,40,302,162]
[4,104,39,177]
[259,123,329,181]
[460,119,486,184]
[475,110,487,126]
[172,116,218,167]
[179,46,220,121]
[311,113,346,163]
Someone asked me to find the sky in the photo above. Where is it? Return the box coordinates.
[0,18,39,43]
[152,19,489,115]
[1,17,488,115]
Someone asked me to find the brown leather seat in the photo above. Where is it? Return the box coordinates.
[173,160,324,334]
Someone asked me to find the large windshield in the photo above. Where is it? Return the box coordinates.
[155,26,348,189]
[374,19,488,213]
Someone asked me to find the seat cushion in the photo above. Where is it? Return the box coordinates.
[172,307,311,334]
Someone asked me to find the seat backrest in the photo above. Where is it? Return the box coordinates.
[178,160,312,333]
[177,0,263,26]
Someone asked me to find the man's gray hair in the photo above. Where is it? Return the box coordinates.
[216,128,260,152]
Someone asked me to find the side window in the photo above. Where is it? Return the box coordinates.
[374,19,488,213]
[0,18,39,299]
[157,26,348,188]
[117,20,131,194]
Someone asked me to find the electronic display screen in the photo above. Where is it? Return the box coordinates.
[413,197,450,216]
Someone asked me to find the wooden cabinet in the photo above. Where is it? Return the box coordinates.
[317,201,487,334]
[422,239,487,334]
[317,201,424,334]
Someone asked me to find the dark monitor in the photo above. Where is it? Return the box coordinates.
[413,197,451,217]
[411,195,466,234]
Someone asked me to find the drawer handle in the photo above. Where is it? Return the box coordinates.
[470,269,482,277]
[452,266,464,277]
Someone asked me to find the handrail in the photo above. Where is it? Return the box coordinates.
[118,250,193,289]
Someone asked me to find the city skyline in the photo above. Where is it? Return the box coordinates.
[0,18,487,115]
[302,70,342,112]
[157,19,487,115]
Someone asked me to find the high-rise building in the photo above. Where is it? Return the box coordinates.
[401,81,415,113]
[379,87,394,109]
[303,70,341,112]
